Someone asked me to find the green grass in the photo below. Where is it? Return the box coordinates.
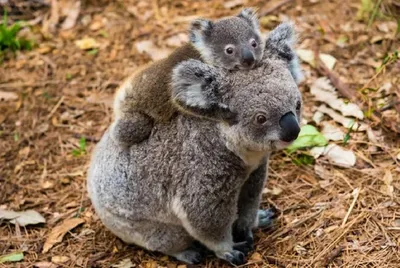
[72,136,87,156]
[0,11,32,55]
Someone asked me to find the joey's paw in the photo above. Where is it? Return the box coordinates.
[220,250,246,266]
[257,207,279,229]
[233,241,253,256]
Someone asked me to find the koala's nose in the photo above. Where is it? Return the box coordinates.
[279,112,300,142]
[241,47,255,67]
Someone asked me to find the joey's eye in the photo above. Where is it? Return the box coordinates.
[255,114,267,125]
[225,46,234,55]
[250,39,257,48]
[296,101,301,111]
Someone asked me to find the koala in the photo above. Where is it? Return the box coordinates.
[111,8,264,147]
[87,22,303,266]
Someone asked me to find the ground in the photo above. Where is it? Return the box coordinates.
[0,0,399,267]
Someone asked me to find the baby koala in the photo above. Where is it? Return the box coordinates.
[111,8,263,147]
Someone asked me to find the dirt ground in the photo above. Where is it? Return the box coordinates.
[1,0,399,267]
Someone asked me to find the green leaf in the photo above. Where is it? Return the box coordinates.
[72,149,81,157]
[0,252,24,263]
[286,125,328,153]
[87,48,98,55]
[292,153,315,166]
[79,136,86,152]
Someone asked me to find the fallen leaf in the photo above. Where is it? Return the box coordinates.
[51,256,70,264]
[297,49,337,70]
[223,0,244,9]
[42,218,85,253]
[312,111,324,124]
[383,170,394,199]
[250,252,263,261]
[61,1,81,30]
[75,37,100,50]
[321,122,345,141]
[0,252,24,263]
[0,209,46,226]
[317,105,367,131]
[34,262,58,268]
[311,144,356,168]
[311,77,364,120]
[286,125,328,153]
[165,33,188,48]
[135,40,171,61]
[0,91,18,101]
[294,244,307,255]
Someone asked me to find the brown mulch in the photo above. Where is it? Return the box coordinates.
[1,0,399,267]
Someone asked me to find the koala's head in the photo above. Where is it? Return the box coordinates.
[173,22,303,152]
[189,8,263,70]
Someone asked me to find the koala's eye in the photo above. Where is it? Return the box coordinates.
[296,101,301,111]
[250,39,257,48]
[255,114,267,125]
[225,46,234,55]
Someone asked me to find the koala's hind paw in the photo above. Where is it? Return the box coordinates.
[220,250,246,266]
[172,248,205,264]
[257,207,278,229]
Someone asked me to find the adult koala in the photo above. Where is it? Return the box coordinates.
[87,22,303,266]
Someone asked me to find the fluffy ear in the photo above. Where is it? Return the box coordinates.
[237,7,260,32]
[189,19,213,43]
[171,59,237,124]
[265,21,304,84]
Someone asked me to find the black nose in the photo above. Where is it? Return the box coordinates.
[279,112,300,142]
[241,47,255,67]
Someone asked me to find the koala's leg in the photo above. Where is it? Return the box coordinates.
[173,197,247,265]
[232,158,277,247]
[110,113,154,147]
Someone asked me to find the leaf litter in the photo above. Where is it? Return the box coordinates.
[1,0,400,267]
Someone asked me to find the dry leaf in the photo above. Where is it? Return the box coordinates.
[165,33,188,48]
[321,122,345,141]
[61,1,81,30]
[383,170,394,198]
[51,256,70,264]
[34,262,58,268]
[42,218,85,253]
[250,252,263,261]
[75,38,100,50]
[0,91,18,101]
[317,105,367,131]
[0,209,46,226]
[311,144,356,168]
[297,49,337,70]
[135,40,171,61]
[223,0,245,9]
[111,258,135,268]
[311,77,364,120]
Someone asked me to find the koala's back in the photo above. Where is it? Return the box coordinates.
[87,115,245,225]
[114,43,202,121]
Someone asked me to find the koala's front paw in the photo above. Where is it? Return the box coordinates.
[232,224,254,248]
[257,207,278,229]
[220,250,246,266]
[233,241,253,256]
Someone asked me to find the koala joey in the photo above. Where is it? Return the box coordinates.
[87,22,303,266]
[111,8,264,147]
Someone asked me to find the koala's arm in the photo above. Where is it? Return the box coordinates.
[233,156,277,246]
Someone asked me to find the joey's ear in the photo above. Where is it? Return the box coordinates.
[189,19,213,43]
[238,7,260,32]
[264,21,304,84]
[171,59,237,124]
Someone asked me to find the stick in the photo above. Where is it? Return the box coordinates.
[259,0,295,16]
[341,188,360,227]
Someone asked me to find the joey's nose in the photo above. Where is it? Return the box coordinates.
[241,47,255,67]
[279,112,300,142]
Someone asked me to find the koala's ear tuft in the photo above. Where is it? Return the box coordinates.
[171,60,237,124]
[237,7,259,31]
[265,21,304,84]
[189,19,213,43]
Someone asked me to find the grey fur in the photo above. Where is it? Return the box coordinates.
[190,7,264,70]
[88,22,302,266]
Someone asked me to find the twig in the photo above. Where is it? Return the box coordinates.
[321,246,344,266]
[259,0,294,16]
[341,188,360,227]
[46,96,64,120]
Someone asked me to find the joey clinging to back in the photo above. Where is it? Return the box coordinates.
[190,7,264,70]
[111,8,264,147]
